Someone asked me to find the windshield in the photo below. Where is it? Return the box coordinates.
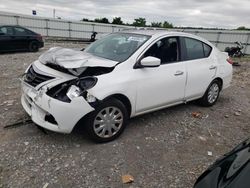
[84,33,150,62]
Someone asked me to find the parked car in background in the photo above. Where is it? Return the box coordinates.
[20,30,232,142]
[0,25,44,52]
[194,138,250,188]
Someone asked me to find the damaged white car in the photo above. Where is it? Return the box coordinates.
[21,30,232,142]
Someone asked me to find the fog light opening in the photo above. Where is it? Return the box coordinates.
[45,114,58,125]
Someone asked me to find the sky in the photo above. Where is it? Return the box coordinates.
[0,0,249,29]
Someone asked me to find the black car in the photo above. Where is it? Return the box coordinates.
[194,138,250,188]
[0,25,44,52]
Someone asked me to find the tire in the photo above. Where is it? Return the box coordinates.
[29,41,39,52]
[84,98,128,143]
[198,80,221,107]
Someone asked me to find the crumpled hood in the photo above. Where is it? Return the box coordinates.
[39,47,118,69]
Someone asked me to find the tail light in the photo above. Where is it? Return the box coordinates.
[227,58,233,65]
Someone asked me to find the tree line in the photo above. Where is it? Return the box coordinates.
[236,26,250,31]
[81,17,174,28]
[81,17,250,30]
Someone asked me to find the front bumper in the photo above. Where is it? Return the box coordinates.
[21,81,94,133]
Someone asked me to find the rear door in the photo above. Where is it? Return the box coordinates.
[0,26,14,51]
[180,37,216,100]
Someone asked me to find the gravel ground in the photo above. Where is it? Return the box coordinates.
[0,42,250,188]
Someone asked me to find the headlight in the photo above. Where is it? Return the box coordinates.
[76,77,98,90]
[67,77,97,100]
[66,85,81,100]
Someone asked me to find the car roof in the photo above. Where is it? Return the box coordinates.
[0,25,30,29]
[0,25,19,27]
[119,28,213,46]
[120,29,171,36]
[0,25,36,33]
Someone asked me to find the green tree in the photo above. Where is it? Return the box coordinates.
[94,17,110,24]
[132,17,146,27]
[151,22,162,27]
[112,17,123,25]
[82,18,89,22]
[162,21,173,28]
[237,26,250,30]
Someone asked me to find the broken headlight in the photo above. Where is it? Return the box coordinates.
[47,77,97,102]
[66,85,81,100]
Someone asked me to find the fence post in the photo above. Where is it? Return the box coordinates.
[112,26,114,33]
[92,24,95,32]
[68,21,71,38]
[244,33,250,54]
[216,32,221,47]
[14,16,19,25]
[45,19,49,37]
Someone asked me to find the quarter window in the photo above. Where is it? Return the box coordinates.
[203,43,212,57]
[183,37,212,60]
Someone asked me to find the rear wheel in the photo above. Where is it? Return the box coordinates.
[198,80,221,107]
[84,98,128,143]
[29,41,39,52]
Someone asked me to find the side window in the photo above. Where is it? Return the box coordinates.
[14,27,28,35]
[0,27,13,35]
[203,43,212,57]
[144,37,179,64]
[183,37,212,60]
[184,38,204,60]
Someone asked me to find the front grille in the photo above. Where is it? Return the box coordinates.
[24,66,54,87]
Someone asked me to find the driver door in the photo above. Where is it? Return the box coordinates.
[134,37,186,114]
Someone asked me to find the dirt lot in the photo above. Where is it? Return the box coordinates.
[0,42,250,188]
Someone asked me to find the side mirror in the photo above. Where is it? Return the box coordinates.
[139,56,161,68]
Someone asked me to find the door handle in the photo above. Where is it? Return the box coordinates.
[209,65,217,70]
[174,71,184,76]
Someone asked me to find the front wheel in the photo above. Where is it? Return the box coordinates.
[198,80,221,107]
[84,98,128,143]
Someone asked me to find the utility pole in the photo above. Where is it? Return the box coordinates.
[53,9,55,19]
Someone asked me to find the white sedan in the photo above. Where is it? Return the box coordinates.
[21,30,232,142]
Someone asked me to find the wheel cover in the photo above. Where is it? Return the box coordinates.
[93,106,123,138]
[208,83,219,104]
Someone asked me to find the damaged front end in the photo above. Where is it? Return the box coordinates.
[36,47,119,104]
[21,47,117,133]
[46,76,98,104]
[38,47,118,76]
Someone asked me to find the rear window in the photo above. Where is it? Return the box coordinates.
[183,37,212,60]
